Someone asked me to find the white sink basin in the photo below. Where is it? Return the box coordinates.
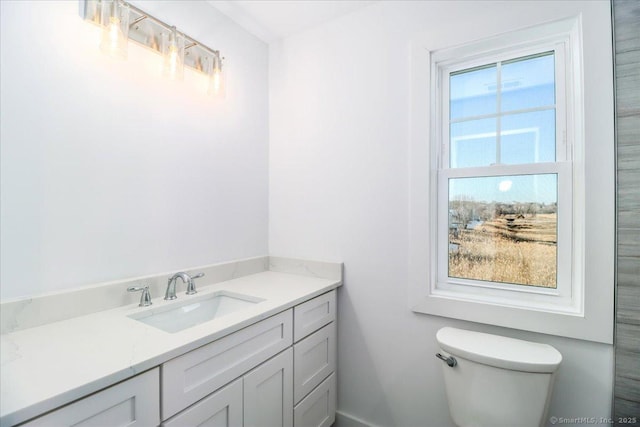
[129,291,265,333]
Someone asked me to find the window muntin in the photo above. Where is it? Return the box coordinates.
[437,44,569,297]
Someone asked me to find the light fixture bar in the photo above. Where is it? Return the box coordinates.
[81,0,221,74]
[130,15,147,27]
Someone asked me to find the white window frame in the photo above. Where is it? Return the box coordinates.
[432,38,579,313]
[408,14,615,344]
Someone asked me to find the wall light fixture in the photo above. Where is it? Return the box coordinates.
[82,0,225,96]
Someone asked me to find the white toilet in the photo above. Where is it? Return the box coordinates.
[436,327,562,427]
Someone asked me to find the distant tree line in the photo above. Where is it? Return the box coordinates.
[450,196,557,229]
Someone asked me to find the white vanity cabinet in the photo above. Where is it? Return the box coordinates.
[21,368,160,427]
[161,290,337,427]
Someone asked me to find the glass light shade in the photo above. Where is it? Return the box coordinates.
[100,0,129,59]
[162,27,185,80]
[208,54,226,98]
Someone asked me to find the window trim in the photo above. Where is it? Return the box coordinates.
[408,14,614,344]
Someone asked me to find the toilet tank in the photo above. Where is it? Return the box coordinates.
[436,327,562,427]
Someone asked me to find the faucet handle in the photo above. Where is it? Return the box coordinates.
[128,285,153,307]
[186,272,205,295]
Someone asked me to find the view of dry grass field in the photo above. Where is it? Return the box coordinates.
[449,213,557,287]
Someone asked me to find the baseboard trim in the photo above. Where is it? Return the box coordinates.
[335,410,380,427]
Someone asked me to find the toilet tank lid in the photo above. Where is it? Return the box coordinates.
[436,327,562,373]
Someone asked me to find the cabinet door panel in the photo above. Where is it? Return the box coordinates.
[162,310,292,419]
[243,349,293,427]
[23,369,159,427]
[294,323,336,404]
[293,291,336,342]
[162,378,242,427]
[294,373,336,427]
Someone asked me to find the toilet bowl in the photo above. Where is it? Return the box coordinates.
[436,327,562,427]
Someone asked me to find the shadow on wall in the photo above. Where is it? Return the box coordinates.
[335,283,456,427]
[335,285,394,427]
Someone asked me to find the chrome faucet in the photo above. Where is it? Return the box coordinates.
[164,272,205,300]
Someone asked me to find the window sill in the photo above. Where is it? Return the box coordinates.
[411,293,608,343]
[430,284,582,315]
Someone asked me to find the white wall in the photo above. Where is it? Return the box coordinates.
[0,1,269,300]
[269,1,614,426]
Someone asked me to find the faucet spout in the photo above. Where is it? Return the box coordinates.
[164,272,204,300]
[165,272,190,300]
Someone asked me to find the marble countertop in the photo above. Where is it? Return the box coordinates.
[0,270,341,426]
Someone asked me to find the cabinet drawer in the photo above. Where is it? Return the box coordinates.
[23,368,159,427]
[162,378,242,427]
[162,310,293,419]
[293,323,336,404]
[293,373,336,427]
[294,291,336,342]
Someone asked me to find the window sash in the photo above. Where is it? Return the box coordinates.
[435,162,574,309]
[438,41,568,169]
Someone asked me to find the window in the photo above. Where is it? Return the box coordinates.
[409,15,596,320]
[433,42,576,312]
[409,13,615,344]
